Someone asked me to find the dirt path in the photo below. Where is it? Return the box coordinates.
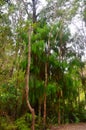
[50,123,86,130]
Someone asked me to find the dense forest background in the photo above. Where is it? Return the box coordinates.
[0,0,86,130]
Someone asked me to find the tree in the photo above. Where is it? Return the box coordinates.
[25,25,35,130]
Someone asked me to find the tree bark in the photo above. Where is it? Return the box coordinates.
[57,90,61,125]
[25,25,35,130]
[32,0,37,23]
[22,0,37,23]
[43,32,51,129]
[43,62,48,129]
[38,98,42,124]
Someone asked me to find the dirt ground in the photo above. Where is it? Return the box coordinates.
[50,123,86,130]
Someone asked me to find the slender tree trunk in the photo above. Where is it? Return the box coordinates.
[58,92,61,125]
[63,99,65,124]
[43,62,48,129]
[32,0,37,23]
[25,25,35,130]
[38,98,41,124]
[61,91,65,124]
[58,107,61,125]
[22,0,37,23]
[43,32,51,129]
[43,31,51,129]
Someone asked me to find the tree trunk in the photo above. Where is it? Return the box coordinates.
[25,25,35,130]
[43,62,48,129]
[32,0,37,23]
[38,98,42,124]
[58,92,61,125]
[22,0,37,23]
[43,32,51,129]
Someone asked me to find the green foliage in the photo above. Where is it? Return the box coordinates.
[29,77,44,105]
[15,113,44,130]
[0,116,17,130]
[0,0,5,5]
[32,40,45,55]
[47,82,57,96]
[0,0,86,127]
[15,116,30,130]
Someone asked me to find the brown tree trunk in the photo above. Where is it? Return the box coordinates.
[38,98,42,124]
[43,62,48,129]
[25,25,35,130]
[57,91,61,125]
[43,32,50,129]
[58,96,61,125]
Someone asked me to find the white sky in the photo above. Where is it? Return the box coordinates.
[40,0,47,6]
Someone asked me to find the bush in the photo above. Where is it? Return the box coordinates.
[15,113,31,130]
[0,116,16,130]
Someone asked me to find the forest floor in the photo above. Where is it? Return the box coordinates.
[50,123,86,130]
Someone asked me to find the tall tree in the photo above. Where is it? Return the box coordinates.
[43,31,51,128]
[25,25,35,130]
